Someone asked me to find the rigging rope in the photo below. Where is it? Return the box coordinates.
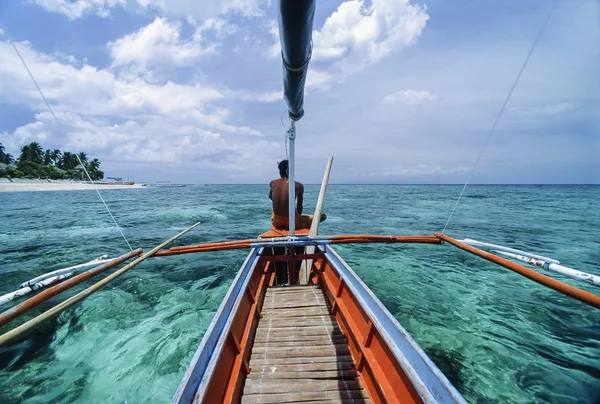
[281,110,290,160]
[441,1,558,234]
[10,40,134,251]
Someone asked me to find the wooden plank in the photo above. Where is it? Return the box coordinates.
[255,325,341,337]
[251,347,351,359]
[262,302,327,310]
[251,361,354,373]
[284,400,371,404]
[255,330,342,340]
[254,333,346,343]
[242,389,369,404]
[257,318,337,329]
[263,297,326,305]
[265,286,322,293]
[265,290,325,297]
[259,309,332,318]
[245,370,358,380]
[260,312,334,321]
[252,344,348,353]
[259,310,337,327]
[263,297,328,305]
[243,379,363,395]
[249,355,354,366]
[253,338,346,347]
[264,291,322,297]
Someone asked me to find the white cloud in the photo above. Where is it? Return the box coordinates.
[512,102,575,115]
[33,0,126,19]
[312,0,429,70]
[0,27,4,36]
[0,41,226,119]
[266,19,280,58]
[136,0,267,20]
[356,164,471,178]
[34,0,268,20]
[0,39,264,170]
[382,89,437,105]
[108,18,216,72]
[229,90,282,103]
[306,69,333,90]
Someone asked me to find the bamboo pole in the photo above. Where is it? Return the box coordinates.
[300,156,333,284]
[0,249,142,327]
[437,233,600,309]
[19,255,110,288]
[0,222,200,346]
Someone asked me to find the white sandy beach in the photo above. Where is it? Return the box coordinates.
[0,180,146,192]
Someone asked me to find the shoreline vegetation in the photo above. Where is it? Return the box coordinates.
[0,142,107,181]
[0,142,144,192]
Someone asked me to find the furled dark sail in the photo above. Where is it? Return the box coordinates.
[278,0,316,121]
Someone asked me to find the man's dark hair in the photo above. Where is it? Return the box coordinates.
[278,160,289,178]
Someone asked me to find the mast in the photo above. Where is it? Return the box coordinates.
[287,121,296,236]
[278,0,316,237]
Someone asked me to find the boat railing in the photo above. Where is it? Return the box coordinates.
[172,247,262,403]
[320,245,465,403]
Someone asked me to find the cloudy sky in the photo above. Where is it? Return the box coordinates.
[0,0,598,184]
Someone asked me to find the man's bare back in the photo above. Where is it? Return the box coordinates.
[269,160,326,230]
[269,178,304,217]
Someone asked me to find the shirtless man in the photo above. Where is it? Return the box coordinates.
[269,160,326,230]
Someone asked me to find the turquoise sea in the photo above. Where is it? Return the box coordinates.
[0,185,599,403]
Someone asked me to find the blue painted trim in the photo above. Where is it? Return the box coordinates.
[323,246,466,404]
[172,248,262,403]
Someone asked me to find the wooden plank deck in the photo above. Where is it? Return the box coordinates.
[242,285,370,403]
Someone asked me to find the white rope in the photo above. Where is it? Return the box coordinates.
[280,110,290,160]
[441,1,557,235]
[10,40,133,251]
[284,129,289,161]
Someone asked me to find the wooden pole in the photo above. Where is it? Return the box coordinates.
[0,249,142,327]
[299,156,333,284]
[0,222,200,346]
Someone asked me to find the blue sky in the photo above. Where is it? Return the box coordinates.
[0,0,598,184]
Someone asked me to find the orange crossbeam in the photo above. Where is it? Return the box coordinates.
[437,233,600,309]
[154,235,441,256]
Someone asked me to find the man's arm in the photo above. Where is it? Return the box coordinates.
[268,180,273,200]
[296,183,304,215]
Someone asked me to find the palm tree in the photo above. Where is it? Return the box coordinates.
[87,158,103,180]
[19,142,44,164]
[60,152,79,170]
[88,158,101,172]
[77,151,88,165]
[0,143,14,164]
[52,149,62,166]
[0,143,8,164]
[44,149,54,166]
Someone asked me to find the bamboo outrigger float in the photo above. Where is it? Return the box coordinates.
[2,1,599,403]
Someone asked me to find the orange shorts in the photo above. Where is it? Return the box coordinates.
[272,211,313,230]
